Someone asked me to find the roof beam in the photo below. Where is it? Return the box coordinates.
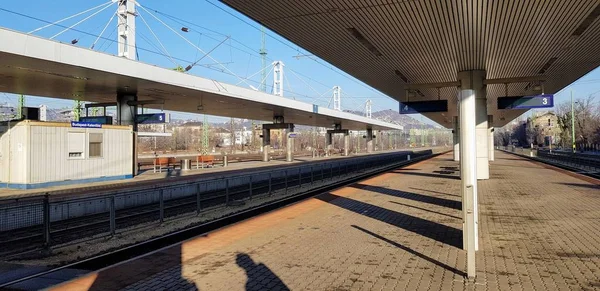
[483,76,546,85]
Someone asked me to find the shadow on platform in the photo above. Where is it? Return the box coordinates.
[557,182,600,190]
[389,201,461,220]
[350,184,462,210]
[87,244,198,291]
[408,187,460,197]
[391,170,461,180]
[317,193,462,249]
[351,225,466,277]
[236,253,290,291]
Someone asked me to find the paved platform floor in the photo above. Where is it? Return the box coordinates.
[50,151,600,291]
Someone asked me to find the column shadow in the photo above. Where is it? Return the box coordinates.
[351,225,466,277]
[317,193,462,249]
[392,170,461,180]
[349,184,462,210]
[408,187,460,197]
[389,201,461,220]
[236,253,290,291]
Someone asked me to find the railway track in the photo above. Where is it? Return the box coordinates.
[0,151,444,290]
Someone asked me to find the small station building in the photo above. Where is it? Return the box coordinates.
[0,120,134,189]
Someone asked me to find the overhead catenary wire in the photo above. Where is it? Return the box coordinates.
[135,2,254,88]
[50,2,116,40]
[28,1,113,34]
[137,10,179,67]
[90,7,118,50]
[1,5,398,123]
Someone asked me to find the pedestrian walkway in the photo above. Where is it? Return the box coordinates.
[50,151,600,291]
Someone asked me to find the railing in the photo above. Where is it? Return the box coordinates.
[0,149,437,255]
[499,146,600,173]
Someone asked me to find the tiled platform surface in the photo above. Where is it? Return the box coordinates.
[51,151,600,291]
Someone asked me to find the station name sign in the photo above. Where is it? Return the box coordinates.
[80,116,113,125]
[399,100,448,114]
[71,121,102,128]
[497,94,554,109]
[135,113,166,124]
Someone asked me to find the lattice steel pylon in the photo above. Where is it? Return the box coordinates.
[17,94,24,119]
[272,61,284,97]
[365,99,372,119]
[202,114,209,154]
[117,0,136,60]
[333,86,341,111]
[73,100,82,121]
[259,26,268,92]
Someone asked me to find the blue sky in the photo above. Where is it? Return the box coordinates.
[1,0,599,125]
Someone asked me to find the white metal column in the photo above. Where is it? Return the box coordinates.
[262,129,270,162]
[366,129,373,153]
[325,132,332,156]
[117,94,137,130]
[453,116,460,161]
[344,131,350,156]
[459,88,478,279]
[457,70,489,180]
[286,126,294,162]
[488,115,495,161]
[117,0,136,60]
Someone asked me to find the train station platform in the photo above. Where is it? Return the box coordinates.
[0,149,425,200]
[48,151,600,291]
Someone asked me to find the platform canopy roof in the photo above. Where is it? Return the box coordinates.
[222,0,600,127]
[0,28,402,131]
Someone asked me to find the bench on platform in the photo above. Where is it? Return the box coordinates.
[196,155,215,169]
[153,157,178,173]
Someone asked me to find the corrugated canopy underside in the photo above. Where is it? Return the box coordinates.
[222,0,600,127]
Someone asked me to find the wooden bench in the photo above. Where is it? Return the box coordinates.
[196,155,215,169]
[153,157,178,173]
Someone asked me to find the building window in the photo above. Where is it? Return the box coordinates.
[68,132,85,158]
[89,133,103,158]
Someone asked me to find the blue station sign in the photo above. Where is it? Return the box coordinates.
[135,113,166,124]
[497,94,554,109]
[80,116,113,125]
[399,100,448,114]
[71,121,102,128]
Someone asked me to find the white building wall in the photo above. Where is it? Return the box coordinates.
[0,123,29,184]
[1,121,133,187]
[28,123,133,184]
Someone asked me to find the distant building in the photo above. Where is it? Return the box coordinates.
[527,112,561,146]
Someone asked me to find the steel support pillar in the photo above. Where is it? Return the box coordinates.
[117,94,137,130]
[458,70,489,180]
[326,133,332,157]
[286,128,294,162]
[459,88,478,279]
[262,129,270,162]
[488,115,495,161]
[453,116,460,161]
[344,132,350,156]
[117,94,137,177]
[458,71,482,279]
[366,129,374,153]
